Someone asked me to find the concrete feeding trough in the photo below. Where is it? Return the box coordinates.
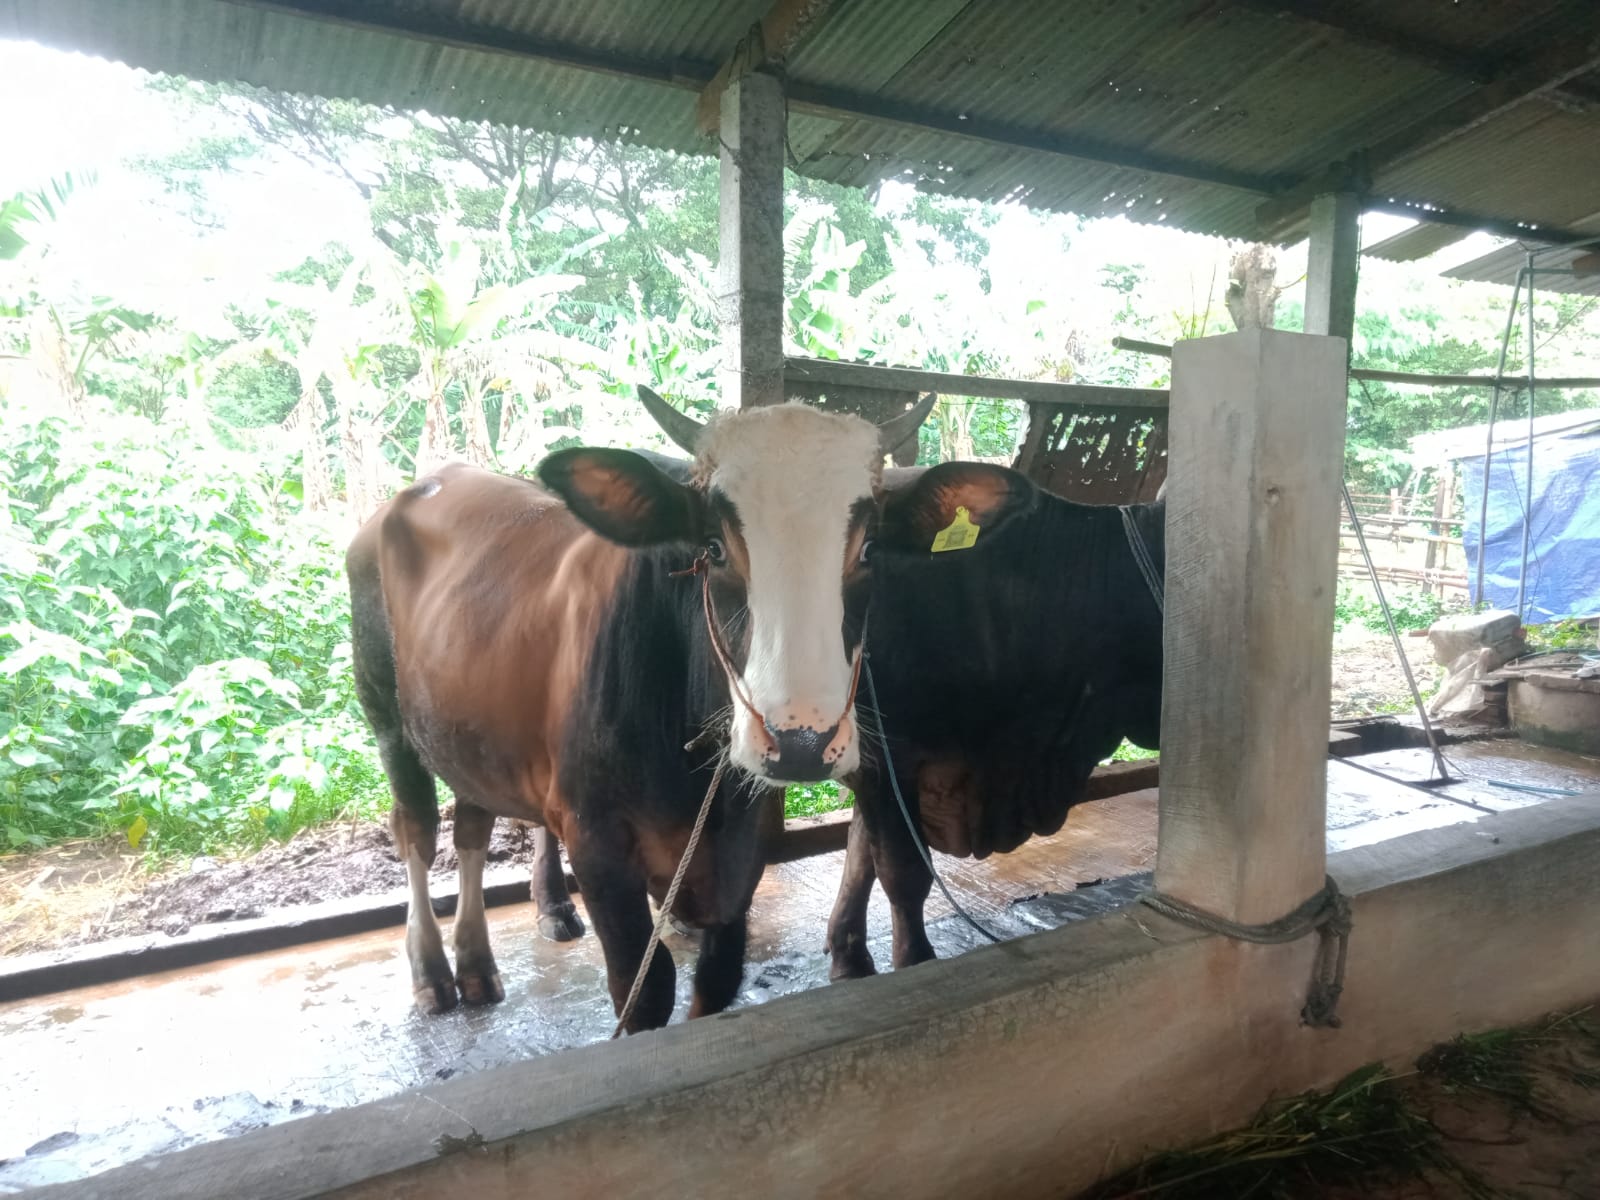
[1495,652,1600,757]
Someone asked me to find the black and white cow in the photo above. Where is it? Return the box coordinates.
[826,461,1167,978]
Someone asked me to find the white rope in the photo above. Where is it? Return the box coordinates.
[610,756,725,1038]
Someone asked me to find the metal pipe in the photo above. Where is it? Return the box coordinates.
[1340,481,1451,783]
[1475,268,1523,606]
[1517,250,1537,620]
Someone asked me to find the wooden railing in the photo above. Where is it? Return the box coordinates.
[784,356,1170,504]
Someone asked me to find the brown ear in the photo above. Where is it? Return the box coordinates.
[538,447,700,547]
[879,462,1037,554]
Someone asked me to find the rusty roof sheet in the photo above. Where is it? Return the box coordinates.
[3,0,1599,245]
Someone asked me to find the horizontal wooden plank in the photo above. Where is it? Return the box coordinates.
[769,810,854,862]
[1109,337,1600,390]
[784,357,1169,410]
[0,868,532,1003]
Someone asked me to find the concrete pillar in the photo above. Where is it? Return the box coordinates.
[1303,191,1360,342]
[1156,329,1348,924]
[717,70,786,408]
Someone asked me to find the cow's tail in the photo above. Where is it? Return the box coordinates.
[345,523,439,827]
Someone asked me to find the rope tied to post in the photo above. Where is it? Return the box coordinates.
[1137,875,1353,1028]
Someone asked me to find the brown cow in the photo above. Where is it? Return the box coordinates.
[345,387,941,1031]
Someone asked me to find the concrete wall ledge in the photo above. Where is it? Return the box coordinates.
[43,794,1600,1200]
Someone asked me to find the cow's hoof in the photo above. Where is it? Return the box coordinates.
[415,978,461,1015]
[828,950,878,983]
[537,904,586,942]
[456,970,505,1006]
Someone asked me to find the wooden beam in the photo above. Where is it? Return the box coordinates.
[1256,7,1600,237]
[786,82,1287,197]
[1304,191,1360,342]
[696,0,839,134]
[1364,198,1600,247]
[784,358,1170,411]
[1111,337,1600,389]
[719,72,787,408]
[1157,329,1347,925]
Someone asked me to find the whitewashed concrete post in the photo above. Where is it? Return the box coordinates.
[717,70,785,409]
[1303,191,1360,342]
[1156,329,1348,923]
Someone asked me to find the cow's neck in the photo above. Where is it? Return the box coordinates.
[577,545,732,768]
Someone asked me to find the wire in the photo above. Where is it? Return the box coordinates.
[861,658,1003,946]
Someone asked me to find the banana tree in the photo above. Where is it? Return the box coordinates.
[404,230,586,473]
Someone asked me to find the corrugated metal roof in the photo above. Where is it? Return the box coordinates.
[1442,239,1600,298]
[1376,102,1600,234]
[3,0,1599,245]
[1362,223,1471,263]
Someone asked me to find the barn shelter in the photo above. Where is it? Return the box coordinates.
[3,2,1600,1198]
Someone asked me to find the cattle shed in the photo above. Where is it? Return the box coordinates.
[5,2,1600,1198]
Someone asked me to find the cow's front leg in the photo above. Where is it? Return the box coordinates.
[531,826,585,942]
[393,804,457,1014]
[826,804,879,981]
[687,915,747,1018]
[873,797,937,970]
[571,836,676,1033]
[452,802,504,1005]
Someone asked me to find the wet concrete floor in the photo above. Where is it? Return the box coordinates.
[2,740,1596,1193]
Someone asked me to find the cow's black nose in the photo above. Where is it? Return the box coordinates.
[767,724,839,782]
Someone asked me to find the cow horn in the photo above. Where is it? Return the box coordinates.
[637,385,706,454]
[876,391,939,457]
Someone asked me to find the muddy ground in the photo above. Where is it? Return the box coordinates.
[0,816,541,956]
[1,632,1444,959]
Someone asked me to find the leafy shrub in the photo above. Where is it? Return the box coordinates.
[785,780,851,819]
[1334,584,1449,635]
[0,396,387,853]
[1525,619,1598,653]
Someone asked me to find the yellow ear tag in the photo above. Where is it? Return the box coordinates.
[930,506,981,553]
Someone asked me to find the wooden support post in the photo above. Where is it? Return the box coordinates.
[717,70,786,409]
[1303,191,1360,342]
[1157,329,1349,924]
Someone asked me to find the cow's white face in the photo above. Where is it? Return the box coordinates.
[540,391,937,786]
[695,404,879,782]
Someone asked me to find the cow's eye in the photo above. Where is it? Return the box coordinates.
[706,536,727,565]
[858,538,874,565]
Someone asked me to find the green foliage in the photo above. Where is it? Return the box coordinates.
[1107,740,1159,764]
[1334,583,1449,634]
[0,396,385,853]
[0,171,97,262]
[1525,619,1597,652]
[1346,282,1600,491]
[784,781,852,819]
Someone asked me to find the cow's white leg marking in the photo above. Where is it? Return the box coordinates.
[406,847,457,1014]
[452,847,504,1005]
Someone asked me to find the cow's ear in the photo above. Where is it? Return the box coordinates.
[538,447,700,547]
[879,462,1037,555]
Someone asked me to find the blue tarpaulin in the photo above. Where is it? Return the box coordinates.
[1461,426,1600,622]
